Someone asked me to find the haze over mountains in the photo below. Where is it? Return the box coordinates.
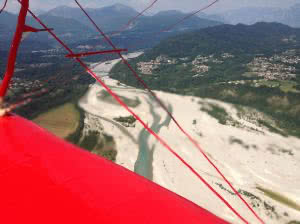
[0,4,221,51]
[215,3,300,27]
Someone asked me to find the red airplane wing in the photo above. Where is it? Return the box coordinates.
[0,114,228,224]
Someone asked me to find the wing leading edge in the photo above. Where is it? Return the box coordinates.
[0,114,228,224]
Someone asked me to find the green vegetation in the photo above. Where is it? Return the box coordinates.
[229,137,252,150]
[216,183,282,219]
[258,120,287,137]
[80,131,99,150]
[257,186,300,212]
[97,90,141,108]
[66,104,85,144]
[110,23,300,137]
[12,60,94,120]
[113,115,137,127]
[201,103,230,125]
[288,221,300,224]
[92,133,117,162]
[77,130,117,162]
[33,103,80,139]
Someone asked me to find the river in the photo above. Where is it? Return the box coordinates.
[134,97,172,180]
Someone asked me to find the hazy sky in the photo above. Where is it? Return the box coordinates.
[4,0,300,14]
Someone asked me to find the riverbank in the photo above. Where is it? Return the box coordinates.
[79,56,300,224]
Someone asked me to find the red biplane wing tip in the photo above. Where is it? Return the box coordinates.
[0,114,228,224]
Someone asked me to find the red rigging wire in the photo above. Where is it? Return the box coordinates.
[0,0,8,14]
[127,0,220,49]
[9,0,153,101]
[160,0,219,32]
[74,1,265,224]
[87,0,158,47]
[19,2,250,223]
[111,0,158,35]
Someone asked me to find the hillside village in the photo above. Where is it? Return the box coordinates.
[137,51,300,82]
[247,51,299,81]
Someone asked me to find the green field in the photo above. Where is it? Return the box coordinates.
[256,80,299,93]
[33,103,80,139]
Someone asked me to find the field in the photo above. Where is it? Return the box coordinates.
[257,80,299,93]
[33,103,80,139]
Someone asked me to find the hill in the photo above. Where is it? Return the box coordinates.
[45,4,140,32]
[217,4,300,27]
[1,5,221,53]
[110,22,300,137]
[45,5,221,34]
[0,11,95,50]
[131,10,220,32]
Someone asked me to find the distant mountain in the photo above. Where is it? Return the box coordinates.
[217,4,300,27]
[45,5,221,33]
[26,15,95,44]
[0,11,17,30]
[0,11,95,50]
[0,11,17,50]
[130,10,221,32]
[1,4,221,52]
[147,22,300,57]
[42,5,221,51]
[197,12,226,24]
[45,4,139,32]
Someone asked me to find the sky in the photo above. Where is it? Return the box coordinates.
[3,0,300,14]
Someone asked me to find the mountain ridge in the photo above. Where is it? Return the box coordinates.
[216,4,300,27]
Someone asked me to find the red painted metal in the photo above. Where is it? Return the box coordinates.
[0,0,29,98]
[23,25,53,33]
[0,114,229,224]
[65,49,128,58]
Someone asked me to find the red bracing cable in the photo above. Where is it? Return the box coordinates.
[127,0,220,49]
[74,1,264,224]
[65,49,128,58]
[23,3,250,224]
[160,0,219,33]
[0,0,29,98]
[99,0,158,41]
[112,0,158,35]
[0,0,8,14]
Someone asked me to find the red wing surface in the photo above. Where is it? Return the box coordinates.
[0,114,228,224]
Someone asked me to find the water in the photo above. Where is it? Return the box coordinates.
[134,97,172,180]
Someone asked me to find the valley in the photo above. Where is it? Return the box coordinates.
[78,56,300,224]
[1,4,300,223]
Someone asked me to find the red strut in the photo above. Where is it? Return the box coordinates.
[66,49,128,58]
[0,0,29,99]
